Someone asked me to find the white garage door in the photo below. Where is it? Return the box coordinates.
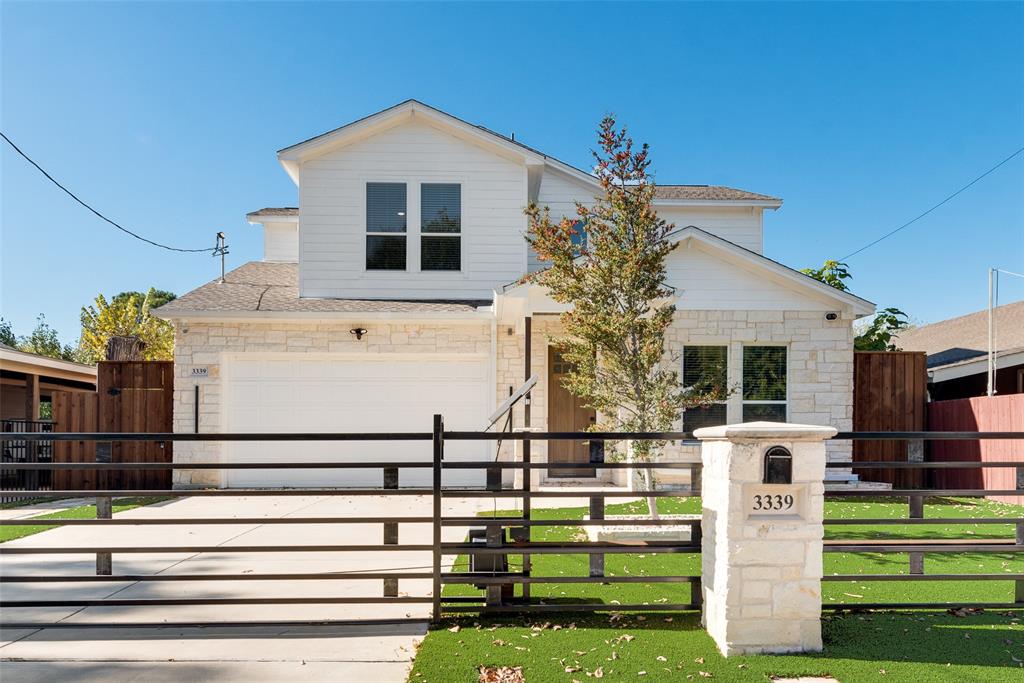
[223,354,492,488]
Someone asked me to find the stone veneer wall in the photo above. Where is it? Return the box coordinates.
[172,309,853,487]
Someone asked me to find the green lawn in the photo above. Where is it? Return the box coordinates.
[411,496,1024,682]
[0,497,170,542]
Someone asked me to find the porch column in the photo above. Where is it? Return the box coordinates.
[694,421,835,656]
[24,372,40,420]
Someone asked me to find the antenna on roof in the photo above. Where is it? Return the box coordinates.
[213,232,229,283]
[510,132,515,141]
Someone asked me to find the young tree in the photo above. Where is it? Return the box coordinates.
[17,314,76,361]
[525,116,722,517]
[78,288,175,362]
[802,259,910,350]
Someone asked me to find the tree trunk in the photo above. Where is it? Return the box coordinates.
[106,336,146,361]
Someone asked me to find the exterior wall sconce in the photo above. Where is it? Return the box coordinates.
[350,327,367,341]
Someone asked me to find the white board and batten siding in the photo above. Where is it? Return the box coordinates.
[298,120,528,299]
[222,353,492,488]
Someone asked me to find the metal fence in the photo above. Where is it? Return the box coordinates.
[0,423,1021,629]
[1,419,53,504]
[823,431,1024,611]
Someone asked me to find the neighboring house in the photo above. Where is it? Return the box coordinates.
[895,301,1024,401]
[156,100,874,489]
[0,344,97,422]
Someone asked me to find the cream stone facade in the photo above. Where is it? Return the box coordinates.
[172,305,855,488]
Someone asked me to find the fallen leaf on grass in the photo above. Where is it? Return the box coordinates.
[478,665,524,683]
[448,625,461,633]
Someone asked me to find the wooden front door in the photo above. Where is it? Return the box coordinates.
[547,347,597,477]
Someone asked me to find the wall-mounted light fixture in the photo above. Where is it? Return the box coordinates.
[350,327,367,341]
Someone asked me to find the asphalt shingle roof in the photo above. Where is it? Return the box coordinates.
[155,262,491,315]
[894,301,1024,368]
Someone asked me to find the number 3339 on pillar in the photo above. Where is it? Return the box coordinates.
[744,484,803,519]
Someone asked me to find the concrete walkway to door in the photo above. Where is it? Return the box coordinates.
[0,493,518,683]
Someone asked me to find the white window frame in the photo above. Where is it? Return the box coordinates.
[680,344,729,434]
[419,182,463,273]
[364,180,410,272]
[741,344,789,422]
[361,177,466,275]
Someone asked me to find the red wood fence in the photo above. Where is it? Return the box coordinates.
[928,394,1024,505]
[852,351,929,487]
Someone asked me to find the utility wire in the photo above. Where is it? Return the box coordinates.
[1,131,216,253]
[840,145,1024,261]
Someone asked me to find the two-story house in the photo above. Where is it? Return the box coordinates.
[156,100,874,489]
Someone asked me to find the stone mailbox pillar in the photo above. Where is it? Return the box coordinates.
[693,421,837,656]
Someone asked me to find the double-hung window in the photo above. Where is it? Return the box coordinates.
[366,183,407,270]
[681,346,728,433]
[742,346,788,422]
[420,183,461,271]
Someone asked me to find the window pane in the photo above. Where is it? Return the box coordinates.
[366,235,406,270]
[683,346,727,393]
[421,183,461,234]
[367,183,407,233]
[743,403,787,422]
[422,236,460,271]
[743,346,787,401]
[570,220,587,252]
[683,403,727,434]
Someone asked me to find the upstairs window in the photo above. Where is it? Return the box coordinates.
[743,346,788,422]
[421,183,461,271]
[366,183,407,270]
[681,345,728,433]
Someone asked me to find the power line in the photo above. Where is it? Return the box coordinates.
[840,145,1024,261]
[1,131,216,253]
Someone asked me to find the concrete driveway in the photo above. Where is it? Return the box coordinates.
[0,494,496,683]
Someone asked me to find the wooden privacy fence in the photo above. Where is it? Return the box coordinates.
[852,351,928,487]
[928,394,1024,505]
[52,361,173,490]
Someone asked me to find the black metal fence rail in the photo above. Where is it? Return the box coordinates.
[1,427,1022,626]
[1,419,53,503]
[0,420,704,628]
[822,432,1024,611]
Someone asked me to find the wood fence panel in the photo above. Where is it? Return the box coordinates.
[52,391,98,490]
[852,351,928,487]
[52,361,173,491]
[929,394,1024,505]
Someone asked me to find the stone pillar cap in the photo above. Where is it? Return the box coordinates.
[693,421,837,442]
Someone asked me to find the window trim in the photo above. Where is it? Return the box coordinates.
[680,344,729,435]
[420,182,463,272]
[741,344,789,422]
[361,177,466,275]
[364,180,410,272]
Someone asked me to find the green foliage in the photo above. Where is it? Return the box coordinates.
[78,287,175,362]
[525,117,722,467]
[0,318,15,346]
[803,259,910,351]
[856,306,911,351]
[800,259,851,292]
[16,314,77,361]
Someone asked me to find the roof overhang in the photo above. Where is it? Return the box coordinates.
[157,309,495,325]
[246,213,299,226]
[277,100,550,185]
[653,198,783,209]
[929,348,1024,384]
[0,347,97,384]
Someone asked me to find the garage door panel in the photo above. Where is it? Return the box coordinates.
[223,355,491,488]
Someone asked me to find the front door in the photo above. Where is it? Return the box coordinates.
[547,347,597,477]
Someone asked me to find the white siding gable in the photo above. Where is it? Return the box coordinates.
[655,206,763,253]
[666,239,839,311]
[298,119,528,299]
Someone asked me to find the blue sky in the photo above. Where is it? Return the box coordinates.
[2,1,1022,344]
